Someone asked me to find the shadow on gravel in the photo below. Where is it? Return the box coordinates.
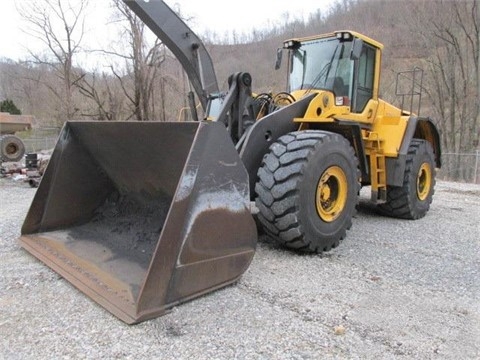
[356,199,380,218]
[257,233,343,260]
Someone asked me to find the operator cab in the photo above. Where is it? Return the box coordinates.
[279,31,383,114]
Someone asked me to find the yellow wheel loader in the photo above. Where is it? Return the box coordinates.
[19,0,441,324]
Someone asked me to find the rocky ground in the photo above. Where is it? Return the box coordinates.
[0,177,479,359]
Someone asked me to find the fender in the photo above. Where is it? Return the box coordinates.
[238,94,316,198]
[386,116,442,186]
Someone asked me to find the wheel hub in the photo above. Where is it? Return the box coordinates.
[417,162,432,201]
[316,166,348,222]
[6,143,19,155]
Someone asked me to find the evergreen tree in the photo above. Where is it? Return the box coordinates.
[0,99,22,115]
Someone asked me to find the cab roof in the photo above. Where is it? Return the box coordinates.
[284,30,384,50]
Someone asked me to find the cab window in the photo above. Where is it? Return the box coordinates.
[353,45,375,112]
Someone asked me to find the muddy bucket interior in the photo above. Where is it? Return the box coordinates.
[19,121,257,324]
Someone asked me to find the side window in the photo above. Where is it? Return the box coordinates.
[353,45,375,112]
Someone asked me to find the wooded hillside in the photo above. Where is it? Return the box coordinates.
[0,0,478,181]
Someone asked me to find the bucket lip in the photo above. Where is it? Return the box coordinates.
[18,234,142,324]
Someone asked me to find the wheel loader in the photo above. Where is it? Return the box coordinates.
[19,0,441,324]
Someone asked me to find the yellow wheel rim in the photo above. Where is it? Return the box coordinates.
[417,162,432,201]
[316,166,348,222]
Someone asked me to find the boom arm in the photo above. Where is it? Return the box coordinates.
[123,0,219,111]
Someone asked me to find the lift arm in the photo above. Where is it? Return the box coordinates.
[123,0,219,111]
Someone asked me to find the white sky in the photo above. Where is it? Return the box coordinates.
[0,0,334,63]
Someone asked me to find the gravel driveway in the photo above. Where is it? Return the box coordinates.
[0,178,479,359]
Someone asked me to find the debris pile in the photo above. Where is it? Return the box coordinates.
[0,150,51,187]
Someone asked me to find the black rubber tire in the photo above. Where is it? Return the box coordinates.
[378,139,436,219]
[255,130,359,253]
[0,135,26,162]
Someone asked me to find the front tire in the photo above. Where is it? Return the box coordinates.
[255,130,359,253]
[378,139,436,219]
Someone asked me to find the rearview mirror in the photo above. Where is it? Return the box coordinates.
[275,48,283,70]
[351,38,363,60]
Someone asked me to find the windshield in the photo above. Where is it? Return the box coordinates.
[289,37,354,97]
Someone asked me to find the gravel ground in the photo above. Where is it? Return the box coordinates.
[0,177,479,359]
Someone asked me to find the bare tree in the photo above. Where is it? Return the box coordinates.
[18,0,89,123]
[0,60,58,123]
[103,0,166,121]
[410,0,479,181]
[76,70,125,120]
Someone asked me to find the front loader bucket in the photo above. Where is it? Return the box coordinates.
[19,121,257,324]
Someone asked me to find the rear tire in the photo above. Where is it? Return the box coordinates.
[0,135,25,162]
[378,139,435,219]
[255,130,359,253]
